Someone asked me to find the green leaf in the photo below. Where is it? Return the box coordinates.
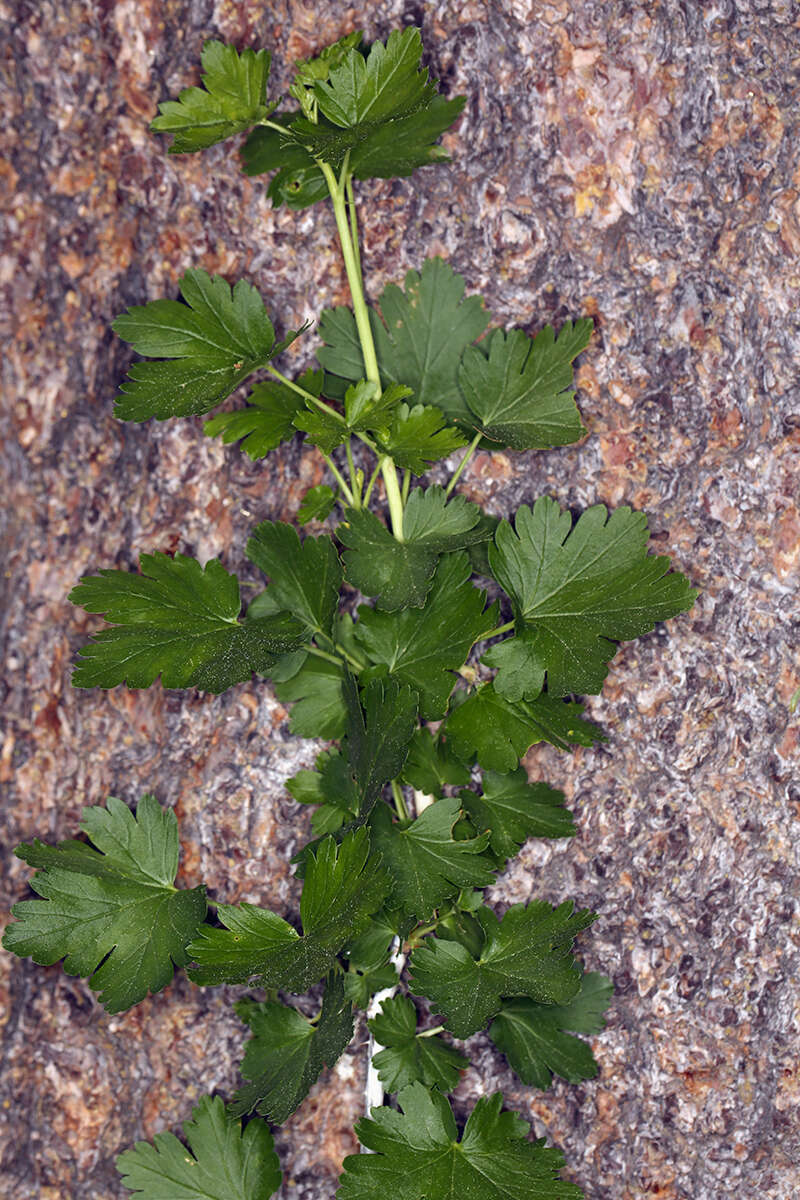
[293,31,364,87]
[482,629,545,702]
[339,486,488,611]
[186,828,388,990]
[370,798,494,921]
[117,1094,281,1199]
[458,322,591,449]
[273,653,347,739]
[288,746,359,835]
[341,675,419,818]
[459,769,574,859]
[338,1084,582,1199]
[399,728,471,796]
[444,685,604,773]
[246,521,342,636]
[294,380,411,452]
[318,258,488,420]
[410,901,595,1038]
[489,972,613,1089]
[241,116,328,209]
[69,552,305,692]
[344,960,399,1009]
[203,369,321,459]
[298,484,337,524]
[355,552,498,720]
[112,268,306,421]
[374,403,468,473]
[489,498,698,697]
[287,28,464,180]
[151,40,274,154]
[230,972,354,1121]
[369,995,467,1094]
[3,795,206,1014]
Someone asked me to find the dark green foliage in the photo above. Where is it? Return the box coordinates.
[117,1094,281,1199]
[368,996,468,1093]
[3,796,206,1014]
[338,1085,583,1198]
[230,973,354,1121]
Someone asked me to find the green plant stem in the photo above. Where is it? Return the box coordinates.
[445,431,482,498]
[320,452,355,505]
[316,631,366,672]
[401,469,411,503]
[308,639,365,674]
[345,438,361,507]
[320,161,405,540]
[305,644,344,669]
[417,1025,446,1038]
[345,175,361,277]
[480,620,516,641]
[266,364,345,424]
[391,779,410,821]
[363,457,384,506]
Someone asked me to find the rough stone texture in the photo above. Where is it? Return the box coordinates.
[1,0,799,1197]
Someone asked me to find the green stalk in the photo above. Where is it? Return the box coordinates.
[445,431,482,498]
[391,779,410,821]
[266,364,346,424]
[345,438,361,507]
[320,452,355,505]
[320,161,405,540]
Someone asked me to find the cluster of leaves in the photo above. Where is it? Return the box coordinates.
[3,23,696,1200]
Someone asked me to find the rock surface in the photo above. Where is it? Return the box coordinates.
[1,1,799,1197]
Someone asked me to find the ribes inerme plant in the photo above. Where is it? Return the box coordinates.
[4,27,696,1199]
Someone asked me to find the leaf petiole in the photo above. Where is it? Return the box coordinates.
[444,431,482,498]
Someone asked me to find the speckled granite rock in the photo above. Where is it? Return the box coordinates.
[1,1,799,1197]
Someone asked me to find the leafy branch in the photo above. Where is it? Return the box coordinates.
[3,24,696,1200]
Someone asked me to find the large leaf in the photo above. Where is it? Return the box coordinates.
[337,1084,582,1199]
[3,796,206,1014]
[444,685,604,773]
[117,1094,281,1199]
[490,972,613,1089]
[113,268,304,421]
[410,901,595,1038]
[489,498,698,697]
[339,486,488,610]
[458,322,591,449]
[187,828,388,991]
[370,798,494,922]
[318,258,488,419]
[151,40,274,153]
[368,995,467,1094]
[230,973,354,1121]
[70,552,305,692]
[354,551,498,719]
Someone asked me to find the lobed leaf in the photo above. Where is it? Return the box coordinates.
[3,796,206,1013]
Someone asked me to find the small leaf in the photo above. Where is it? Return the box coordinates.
[482,629,546,702]
[354,552,498,720]
[298,484,337,523]
[3,795,206,1014]
[230,972,354,1121]
[151,40,274,153]
[459,768,575,859]
[489,972,613,1089]
[339,486,488,610]
[369,995,467,1093]
[187,828,389,991]
[399,728,471,796]
[458,322,591,449]
[246,521,343,636]
[273,654,347,739]
[203,369,321,459]
[410,901,595,1038]
[117,1094,281,1199]
[370,797,495,922]
[373,402,467,474]
[444,685,605,773]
